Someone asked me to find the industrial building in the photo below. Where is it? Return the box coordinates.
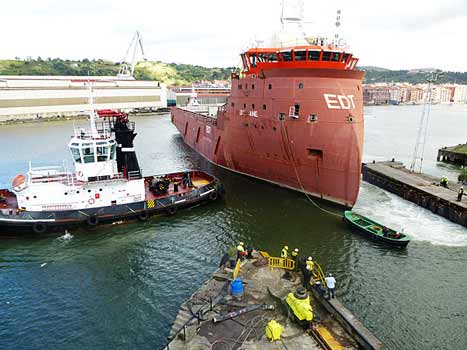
[0,76,167,122]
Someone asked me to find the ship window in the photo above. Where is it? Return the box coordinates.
[298,83,304,89]
[252,104,255,109]
[96,145,108,162]
[262,104,267,110]
[268,54,278,62]
[252,84,255,90]
[342,53,350,63]
[243,103,246,108]
[295,50,307,61]
[231,102,234,107]
[268,84,272,90]
[279,112,286,121]
[331,52,341,62]
[308,51,321,61]
[322,51,332,61]
[281,51,293,62]
[70,147,81,163]
[82,143,95,163]
[294,104,300,117]
[110,143,116,160]
[238,84,242,90]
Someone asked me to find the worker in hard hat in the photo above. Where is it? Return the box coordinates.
[291,248,300,271]
[457,186,464,202]
[440,176,449,188]
[302,256,314,288]
[281,245,289,259]
[325,273,336,299]
[236,242,245,261]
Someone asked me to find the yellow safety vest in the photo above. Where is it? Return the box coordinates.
[291,251,298,257]
[306,260,314,271]
[281,248,288,258]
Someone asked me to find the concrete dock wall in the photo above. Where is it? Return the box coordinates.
[362,161,467,228]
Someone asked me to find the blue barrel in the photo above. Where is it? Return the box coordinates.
[230,278,244,297]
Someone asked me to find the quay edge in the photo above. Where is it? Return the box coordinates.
[362,161,467,228]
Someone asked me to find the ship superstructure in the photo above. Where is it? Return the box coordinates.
[172,2,364,207]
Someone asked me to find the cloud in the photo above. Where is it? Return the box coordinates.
[0,0,466,71]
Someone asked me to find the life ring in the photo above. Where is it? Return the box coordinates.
[209,190,218,201]
[32,222,47,234]
[87,215,99,226]
[138,210,149,221]
[166,206,177,215]
[88,198,95,205]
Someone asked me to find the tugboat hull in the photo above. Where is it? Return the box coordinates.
[0,171,223,236]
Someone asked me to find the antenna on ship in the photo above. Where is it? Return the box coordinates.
[334,9,342,47]
[86,80,99,137]
[409,71,442,173]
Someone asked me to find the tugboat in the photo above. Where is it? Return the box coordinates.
[0,86,223,235]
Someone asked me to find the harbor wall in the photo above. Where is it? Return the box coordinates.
[362,161,467,228]
[0,76,167,122]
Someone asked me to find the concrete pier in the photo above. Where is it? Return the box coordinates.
[362,161,467,228]
[437,144,467,166]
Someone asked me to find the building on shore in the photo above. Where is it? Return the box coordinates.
[363,82,467,105]
[170,82,230,107]
[0,76,167,122]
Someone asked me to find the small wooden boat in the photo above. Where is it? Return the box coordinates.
[343,211,410,247]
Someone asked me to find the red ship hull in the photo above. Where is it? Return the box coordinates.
[172,68,364,207]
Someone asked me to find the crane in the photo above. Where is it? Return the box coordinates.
[117,31,146,79]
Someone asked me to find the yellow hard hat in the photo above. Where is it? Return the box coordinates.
[239,242,244,246]
[284,245,289,250]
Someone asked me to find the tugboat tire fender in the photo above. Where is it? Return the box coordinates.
[87,215,99,226]
[209,190,218,201]
[32,222,47,234]
[138,210,149,221]
[166,206,177,215]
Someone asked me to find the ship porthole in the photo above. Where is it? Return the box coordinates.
[87,215,99,226]
[32,222,47,234]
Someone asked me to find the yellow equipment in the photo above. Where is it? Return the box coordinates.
[265,319,282,341]
[286,288,313,322]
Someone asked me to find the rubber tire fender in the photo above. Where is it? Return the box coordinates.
[87,215,99,226]
[209,190,218,201]
[166,206,177,215]
[138,210,149,221]
[32,222,47,234]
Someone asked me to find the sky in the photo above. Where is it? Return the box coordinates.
[1,0,466,71]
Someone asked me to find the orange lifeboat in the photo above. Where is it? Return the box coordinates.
[12,174,27,191]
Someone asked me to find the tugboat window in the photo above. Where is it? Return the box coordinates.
[70,147,81,163]
[96,143,108,162]
[342,53,350,63]
[82,143,95,163]
[110,143,116,160]
[268,54,278,62]
[331,52,341,62]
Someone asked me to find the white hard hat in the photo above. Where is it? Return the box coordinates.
[294,248,299,252]
[307,256,313,261]
[239,242,244,246]
[329,273,333,277]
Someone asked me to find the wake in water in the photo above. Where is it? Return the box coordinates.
[354,182,467,247]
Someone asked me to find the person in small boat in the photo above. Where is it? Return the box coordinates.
[457,187,464,202]
[182,172,193,188]
[382,226,389,237]
[390,231,401,239]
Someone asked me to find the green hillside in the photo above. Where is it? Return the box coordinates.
[1,58,466,85]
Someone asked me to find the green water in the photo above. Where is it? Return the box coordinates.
[0,106,466,350]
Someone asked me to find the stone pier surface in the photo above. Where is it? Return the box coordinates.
[437,144,467,166]
[164,255,382,350]
[362,161,467,228]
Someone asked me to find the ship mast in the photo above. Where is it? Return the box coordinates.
[86,81,99,137]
